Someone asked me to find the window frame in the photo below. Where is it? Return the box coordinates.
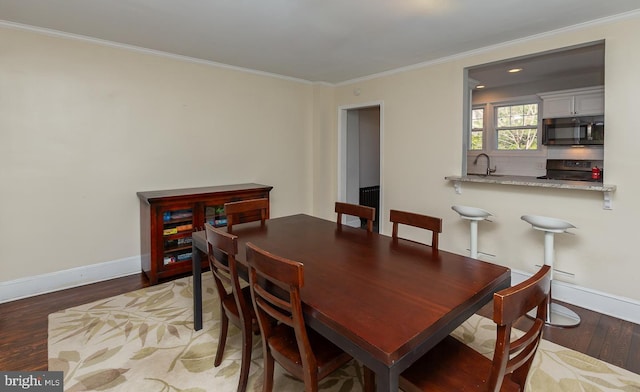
[470,106,485,151]
[468,95,546,158]
[494,102,540,151]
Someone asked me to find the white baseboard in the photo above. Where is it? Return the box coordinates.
[1,260,638,325]
[0,256,141,304]
[511,269,640,325]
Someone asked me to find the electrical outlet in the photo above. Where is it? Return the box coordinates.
[478,251,496,259]
[536,162,545,169]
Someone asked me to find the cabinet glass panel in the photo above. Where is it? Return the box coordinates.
[205,205,227,227]
[162,208,193,265]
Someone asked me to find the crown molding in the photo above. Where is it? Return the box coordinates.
[0,19,313,85]
[336,9,640,86]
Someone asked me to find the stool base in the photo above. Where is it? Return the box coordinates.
[528,302,580,327]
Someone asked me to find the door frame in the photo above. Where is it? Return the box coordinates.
[337,101,384,233]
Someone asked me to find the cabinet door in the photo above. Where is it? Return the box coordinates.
[542,96,574,119]
[574,92,604,116]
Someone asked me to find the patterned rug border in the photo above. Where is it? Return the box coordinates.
[48,274,640,391]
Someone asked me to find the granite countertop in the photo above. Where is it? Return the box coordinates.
[445,175,616,192]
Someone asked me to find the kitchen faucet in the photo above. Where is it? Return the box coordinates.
[473,153,497,176]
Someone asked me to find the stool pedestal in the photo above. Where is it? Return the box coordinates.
[521,215,580,327]
[452,206,492,259]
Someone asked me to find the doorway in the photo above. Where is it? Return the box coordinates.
[338,103,382,233]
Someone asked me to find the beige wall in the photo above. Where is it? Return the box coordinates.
[325,14,640,302]
[2,13,639,306]
[1,27,314,281]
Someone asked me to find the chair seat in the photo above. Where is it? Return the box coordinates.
[267,323,353,380]
[401,266,550,392]
[221,286,252,315]
[221,286,259,330]
[400,336,520,392]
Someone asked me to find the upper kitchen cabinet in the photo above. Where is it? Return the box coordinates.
[539,86,604,119]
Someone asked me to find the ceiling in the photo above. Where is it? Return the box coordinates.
[468,42,605,90]
[1,1,639,84]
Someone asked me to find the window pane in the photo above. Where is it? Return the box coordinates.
[497,129,538,150]
[523,114,537,126]
[497,107,510,124]
[512,115,524,126]
[496,104,538,128]
[497,115,510,127]
[470,108,483,150]
[471,109,484,129]
[524,104,538,116]
[511,105,524,116]
[471,131,483,150]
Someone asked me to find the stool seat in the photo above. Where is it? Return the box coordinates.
[521,215,575,233]
[521,214,580,327]
[452,205,492,259]
[452,205,492,221]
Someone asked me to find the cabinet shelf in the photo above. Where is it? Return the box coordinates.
[163,231,193,241]
[164,244,193,254]
[138,183,273,284]
[162,258,192,268]
[163,217,193,225]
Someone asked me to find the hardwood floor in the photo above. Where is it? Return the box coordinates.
[0,273,150,371]
[1,273,639,376]
[478,300,640,375]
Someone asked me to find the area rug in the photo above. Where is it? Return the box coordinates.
[48,274,640,391]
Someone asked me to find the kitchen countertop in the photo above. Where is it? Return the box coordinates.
[445,174,616,192]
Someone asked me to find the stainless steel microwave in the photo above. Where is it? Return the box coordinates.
[542,115,604,145]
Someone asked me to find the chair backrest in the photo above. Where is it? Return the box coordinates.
[390,209,442,249]
[224,198,269,232]
[245,242,315,368]
[335,201,375,233]
[489,264,551,391]
[204,223,249,319]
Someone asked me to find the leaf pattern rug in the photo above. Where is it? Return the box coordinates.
[48,274,640,391]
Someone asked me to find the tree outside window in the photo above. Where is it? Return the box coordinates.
[470,108,484,150]
[495,103,538,150]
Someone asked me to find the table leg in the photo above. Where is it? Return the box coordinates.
[192,241,203,331]
[375,368,398,392]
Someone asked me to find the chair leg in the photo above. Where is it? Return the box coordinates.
[236,326,253,392]
[303,369,319,392]
[511,354,536,389]
[214,311,229,367]
[262,350,274,392]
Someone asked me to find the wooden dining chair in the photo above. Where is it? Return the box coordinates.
[224,198,269,232]
[245,242,357,392]
[205,223,257,392]
[390,209,443,249]
[399,264,551,392]
[335,201,375,233]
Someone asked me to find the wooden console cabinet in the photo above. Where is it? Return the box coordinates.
[137,183,273,284]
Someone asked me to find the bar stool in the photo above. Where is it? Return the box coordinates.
[521,214,580,327]
[451,205,492,259]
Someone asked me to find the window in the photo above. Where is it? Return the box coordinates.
[470,108,484,150]
[495,103,539,150]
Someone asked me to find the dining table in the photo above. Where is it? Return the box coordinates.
[191,213,511,392]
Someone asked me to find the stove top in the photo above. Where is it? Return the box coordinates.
[538,159,603,182]
[536,174,601,182]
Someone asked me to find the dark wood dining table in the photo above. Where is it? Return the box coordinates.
[191,214,510,392]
